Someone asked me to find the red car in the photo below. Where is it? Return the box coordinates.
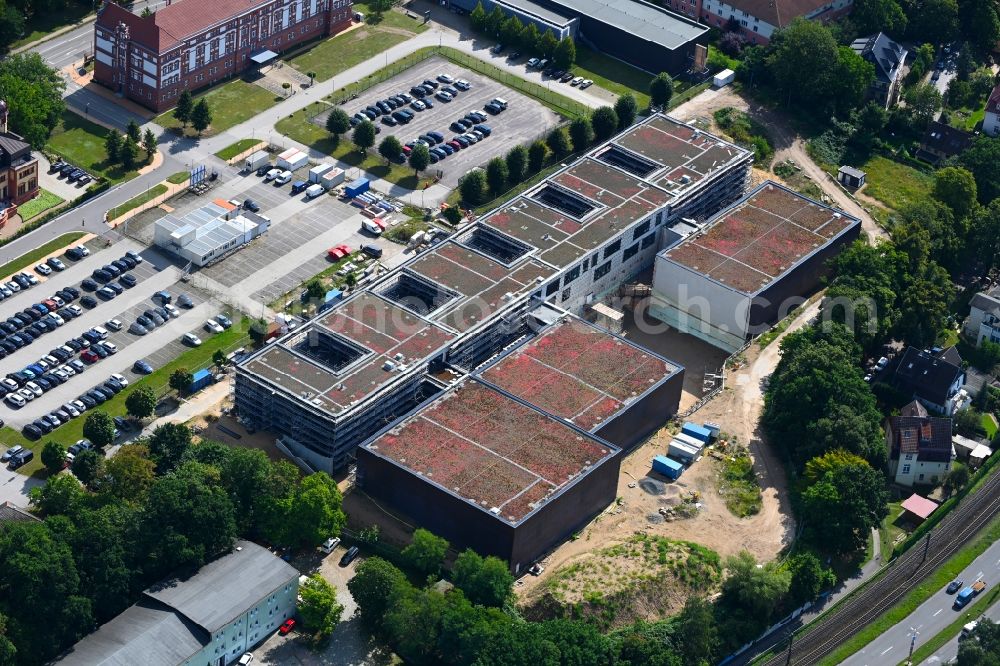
[278,618,296,635]
[80,350,99,363]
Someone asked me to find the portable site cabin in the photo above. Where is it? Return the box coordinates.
[668,438,701,462]
[243,150,270,172]
[652,455,683,480]
[713,69,735,87]
[345,178,370,198]
[682,422,712,443]
[309,164,334,183]
[278,150,309,171]
[672,432,704,450]
[321,168,346,189]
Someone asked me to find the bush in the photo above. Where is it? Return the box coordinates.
[460,170,488,206]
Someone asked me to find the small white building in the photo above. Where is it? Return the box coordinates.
[964,285,1000,347]
[54,541,299,666]
[154,201,270,267]
[886,401,955,487]
[983,85,1000,137]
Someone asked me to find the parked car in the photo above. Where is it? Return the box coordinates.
[274,170,293,185]
[133,359,154,374]
[279,618,297,635]
[264,168,281,181]
[34,263,51,276]
[339,546,361,566]
[183,332,203,346]
[244,199,261,212]
[204,319,224,334]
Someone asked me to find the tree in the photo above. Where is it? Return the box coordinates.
[369,0,395,19]
[83,411,115,450]
[959,0,1000,54]
[148,422,192,474]
[907,0,959,44]
[904,83,943,127]
[933,166,978,219]
[260,472,346,548]
[960,137,1000,203]
[824,240,904,351]
[104,129,122,163]
[41,441,66,475]
[298,574,345,645]
[528,139,547,173]
[305,278,326,301]
[190,98,212,135]
[0,5,25,49]
[124,385,156,420]
[649,72,674,108]
[401,528,449,578]
[213,349,227,368]
[614,93,638,129]
[851,0,906,35]
[830,47,875,115]
[470,1,487,32]
[409,142,430,175]
[378,135,403,164]
[520,23,540,52]
[460,169,488,205]
[765,18,839,106]
[568,116,594,152]
[0,53,66,147]
[443,206,463,225]
[505,144,528,184]
[500,15,524,46]
[538,29,558,57]
[553,36,576,69]
[29,474,84,516]
[485,156,509,195]
[169,368,194,394]
[943,462,970,496]
[125,119,141,144]
[71,449,103,487]
[785,552,836,606]
[141,127,157,160]
[174,89,193,127]
[485,6,505,36]
[546,127,570,157]
[348,556,409,629]
[675,596,718,664]
[352,119,376,153]
[451,549,514,607]
[717,551,791,644]
[102,444,156,503]
[958,618,1000,665]
[325,107,350,137]
[590,106,619,142]
[119,136,139,170]
[801,457,889,554]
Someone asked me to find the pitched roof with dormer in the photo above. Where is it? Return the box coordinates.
[888,401,953,463]
[851,33,907,84]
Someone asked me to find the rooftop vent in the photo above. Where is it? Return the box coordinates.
[457,225,533,264]
[531,183,599,219]
[594,144,659,177]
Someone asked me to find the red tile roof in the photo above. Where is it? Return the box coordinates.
[721,0,839,27]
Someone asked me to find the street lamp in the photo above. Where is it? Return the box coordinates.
[907,627,919,665]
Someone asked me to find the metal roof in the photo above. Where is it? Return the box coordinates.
[543,0,706,49]
[488,0,578,27]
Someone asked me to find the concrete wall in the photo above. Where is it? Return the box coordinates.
[594,369,684,451]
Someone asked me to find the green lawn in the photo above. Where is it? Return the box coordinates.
[0,232,85,280]
[861,155,934,212]
[288,26,413,82]
[46,111,138,184]
[275,104,433,190]
[107,184,168,221]
[10,3,92,49]
[355,3,428,32]
[215,139,261,161]
[878,500,906,562]
[982,413,998,440]
[6,323,251,475]
[155,80,280,136]
[573,45,653,109]
[166,171,190,185]
[16,189,64,221]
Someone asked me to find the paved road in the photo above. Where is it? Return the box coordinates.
[925,595,1000,664]
[840,538,1000,666]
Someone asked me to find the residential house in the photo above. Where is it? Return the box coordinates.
[690,0,854,45]
[0,100,40,229]
[850,33,907,108]
[0,501,38,523]
[54,541,299,666]
[983,84,1000,137]
[886,400,954,487]
[964,285,1000,347]
[917,121,974,164]
[893,346,967,415]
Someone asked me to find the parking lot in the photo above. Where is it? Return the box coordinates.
[0,238,227,428]
[313,56,562,188]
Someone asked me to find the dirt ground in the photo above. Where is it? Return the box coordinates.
[517,300,824,603]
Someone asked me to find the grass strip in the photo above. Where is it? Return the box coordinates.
[166,171,190,185]
[6,322,251,475]
[0,232,85,279]
[16,190,65,221]
[107,184,168,221]
[901,587,1000,665]
[816,515,1000,666]
[215,139,261,161]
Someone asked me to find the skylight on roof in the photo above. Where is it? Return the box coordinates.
[530,183,600,220]
[456,225,533,265]
[290,329,370,374]
[594,144,659,177]
[378,271,460,316]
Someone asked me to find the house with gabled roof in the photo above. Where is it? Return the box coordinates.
[850,32,907,108]
[886,400,954,487]
[893,346,968,415]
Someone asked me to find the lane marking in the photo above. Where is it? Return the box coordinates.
[933,608,943,617]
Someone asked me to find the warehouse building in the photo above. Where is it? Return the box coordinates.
[94,0,353,112]
[153,200,270,267]
[357,377,621,574]
[649,181,862,351]
[54,541,298,666]
[449,0,708,74]
[235,113,751,473]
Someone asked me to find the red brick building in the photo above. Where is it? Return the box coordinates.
[0,101,39,229]
[662,0,853,45]
[93,0,353,112]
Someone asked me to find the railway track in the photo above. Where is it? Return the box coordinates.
[758,471,1000,665]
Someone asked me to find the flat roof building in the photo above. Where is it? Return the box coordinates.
[153,200,270,267]
[650,181,862,351]
[236,113,750,472]
[54,541,298,666]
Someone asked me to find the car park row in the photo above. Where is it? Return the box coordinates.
[48,159,93,187]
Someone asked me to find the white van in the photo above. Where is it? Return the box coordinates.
[93,326,109,340]
[361,218,384,235]
[305,184,325,199]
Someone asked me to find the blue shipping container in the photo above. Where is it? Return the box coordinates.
[652,455,683,480]
[682,422,712,443]
[318,289,344,313]
[345,178,370,198]
[189,368,213,392]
